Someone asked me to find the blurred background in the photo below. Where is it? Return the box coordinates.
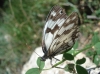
[0,0,100,74]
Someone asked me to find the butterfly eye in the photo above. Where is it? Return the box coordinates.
[59,10,63,14]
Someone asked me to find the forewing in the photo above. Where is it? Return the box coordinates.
[42,5,67,53]
[48,12,79,56]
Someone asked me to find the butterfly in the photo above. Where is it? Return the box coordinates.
[41,5,80,61]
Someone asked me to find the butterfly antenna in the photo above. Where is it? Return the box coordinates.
[34,51,41,57]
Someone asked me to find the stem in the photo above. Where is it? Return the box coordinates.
[73,44,92,57]
[52,59,66,68]
[43,68,52,70]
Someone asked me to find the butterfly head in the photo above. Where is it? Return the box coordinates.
[40,46,50,61]
[40,55,48,61]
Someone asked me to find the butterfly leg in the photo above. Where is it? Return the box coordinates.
[54,57,60,61]
[50,59,54,66]
[50,58,59,66]
[50,57,61,66]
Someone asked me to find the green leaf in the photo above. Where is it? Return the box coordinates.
[26,68,40,74]
[63,53,74,60]
[91,32,99,45]
[37,57,45,70]
[73,41,78,49]
[64,64,75,73]
[76,65,88,74]
[76,57,86,64]
[68,41,78,54]
[86,50,94,57]
[94,42,100,54]
[94,55,100,65]
[64,65,69,71]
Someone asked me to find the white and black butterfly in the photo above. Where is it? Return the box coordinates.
[41,5,80,61]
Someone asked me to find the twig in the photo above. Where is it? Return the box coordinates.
[19,0,33,25]
[87,15,100,20]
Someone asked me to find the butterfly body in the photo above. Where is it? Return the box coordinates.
[41,5,80,61]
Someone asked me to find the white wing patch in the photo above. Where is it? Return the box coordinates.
[47,19,55,28]
[66,18,70,23]
[45,32,53,50]
[58,27,65,35]
[57,19,66,27]
[65,23,74,30]
[57,23,74,35]
[51,11,56,16]
[72,16,76,20]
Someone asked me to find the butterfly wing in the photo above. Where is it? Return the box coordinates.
[42,5,67,55]
[48,12,79,56]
